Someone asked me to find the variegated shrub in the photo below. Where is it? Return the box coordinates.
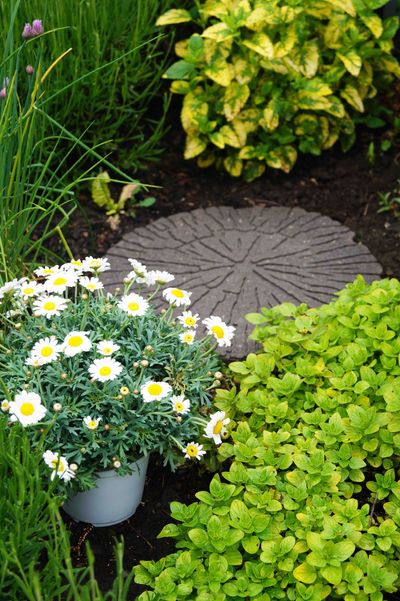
[157,0,400,180]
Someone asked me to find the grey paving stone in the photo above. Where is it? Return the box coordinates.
[102,207,382,358]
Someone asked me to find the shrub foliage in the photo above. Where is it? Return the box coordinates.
[157,0,400,180]
[134,277,400,600]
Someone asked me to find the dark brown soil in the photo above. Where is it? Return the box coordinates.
[60,111,400,597]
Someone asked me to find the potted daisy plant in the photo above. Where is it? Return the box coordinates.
[0,257,235,526]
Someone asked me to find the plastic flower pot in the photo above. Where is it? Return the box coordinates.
[63,455,149,527]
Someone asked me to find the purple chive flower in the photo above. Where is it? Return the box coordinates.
[31,19,44,36]
[0,88,6,99]
[26,65,34,75]
[22,23,32,39]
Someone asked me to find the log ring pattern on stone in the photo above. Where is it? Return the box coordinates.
[102,206,382,358]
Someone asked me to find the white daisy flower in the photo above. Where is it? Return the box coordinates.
[1,400,10,412]
[63,331,92,357]
[9,391,47,426]
[118,293,149,317]
[184,442,206,460]
[79,276,104,292]
[27,336,62,365]
[17,280,43,298]
[204,411,230,445]
[83,415,102,430]
[0,277,26,299]
[88,357,123,382]
[43,450,75,481]
[45,270,77,294]
[127,259,147,276]
[177,311,200,329]
[162,287,191,307]
[34,265,61,278]
[33,295,69,318]
[25,356,42,368]
[142,271,157,286]
[82,256,110,273]
[141,380,172,403]
[202,316,236,347]
[179,330,196,345]
[171,394,191,414]
[97,340,120,356]
[66,259,84,272]
[151,270,175,285]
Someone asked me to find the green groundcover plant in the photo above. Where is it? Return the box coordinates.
[134,276,400,600]
[0,257,235,491]
[157,0,400,180]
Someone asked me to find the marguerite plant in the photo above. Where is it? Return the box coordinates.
[0,258,235,490]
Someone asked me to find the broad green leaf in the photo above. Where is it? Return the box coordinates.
[163,60,196,81]
[321,565,343,585]
[293,562,317,584]
[209,131,226,149]
[338,51,362,76]
[325,0,356,16]
[156,9,192,26]
[243,33,274,59]
[334,541,355,562]
[223,156,243,177]
[291,41,320,78]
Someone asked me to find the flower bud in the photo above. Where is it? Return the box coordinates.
[15,323,22,330]
[176,416,182,423]
[6,349,12,355]
[31,19,44,36]
[104,424,110,431]
[140,359,149,368]
[120,386,129,396]
[133,389,139,395]
[61,373,68,380]
[117,394,122,400]
[214,371,223,380]
[212,380,221,388]
[26,371,32,377]
[80,447,86,453]
[22,23,32,39]
[133,361,139,369]
[0,88,6,99]
[26,65,34,75]
[23,384,29,390]
[82,293,88,300]
[114,287,121,294]
[53,402,62,412]
[113,460,121,469]
[70,463,78,472]
[145,345,153,352]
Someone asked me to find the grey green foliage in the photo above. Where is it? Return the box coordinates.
[157,0,400,180]
[134,276,400,600]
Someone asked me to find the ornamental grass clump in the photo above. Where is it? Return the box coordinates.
[0,257,235,491]
[134,277,400,600]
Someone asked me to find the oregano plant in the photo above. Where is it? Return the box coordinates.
[134,277,400,600]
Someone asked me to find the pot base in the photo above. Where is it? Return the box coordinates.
[63,455,149,527]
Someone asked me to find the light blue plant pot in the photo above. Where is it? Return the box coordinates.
[63,455,149,527]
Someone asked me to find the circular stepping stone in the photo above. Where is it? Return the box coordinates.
[102,206,382,358]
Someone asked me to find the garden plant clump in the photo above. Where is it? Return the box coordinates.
[157,0,400,180]
[135,276,400,600]
[0,257,235,491]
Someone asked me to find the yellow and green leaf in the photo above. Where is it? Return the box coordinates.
[341,85,365,112]
[156,9,192,27]
[223,82,250,121]
[184,135,207,159]
[204,58,235,86]
[338,50,362,76]
[202,22,235,42]
[223,155,243,177]
[243,33,274,59]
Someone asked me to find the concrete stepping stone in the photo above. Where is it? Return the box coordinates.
[102,206,382,358]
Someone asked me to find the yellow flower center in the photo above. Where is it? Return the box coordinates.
[53,277,67,286]
[184,334,194,343]
[23,287,34,295]
[71,261,82,267]
[128,301,139,312]
[88,421,97,429]
[187,445,198,457]
[40,347,53,357]
[43,301,56,311]
[211,325,224,339]
[43,269,53,275]
[148,383,162,396]
[20,402,34,416]
[87,284,97,291]
[51,459,65,471]
[175,402,184,412]
[68,336,83,347]
[185,317,196,326]
[172,289,184,298]
[99,366,112,377]
[213,420,223,435]
[103,347,112,354]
